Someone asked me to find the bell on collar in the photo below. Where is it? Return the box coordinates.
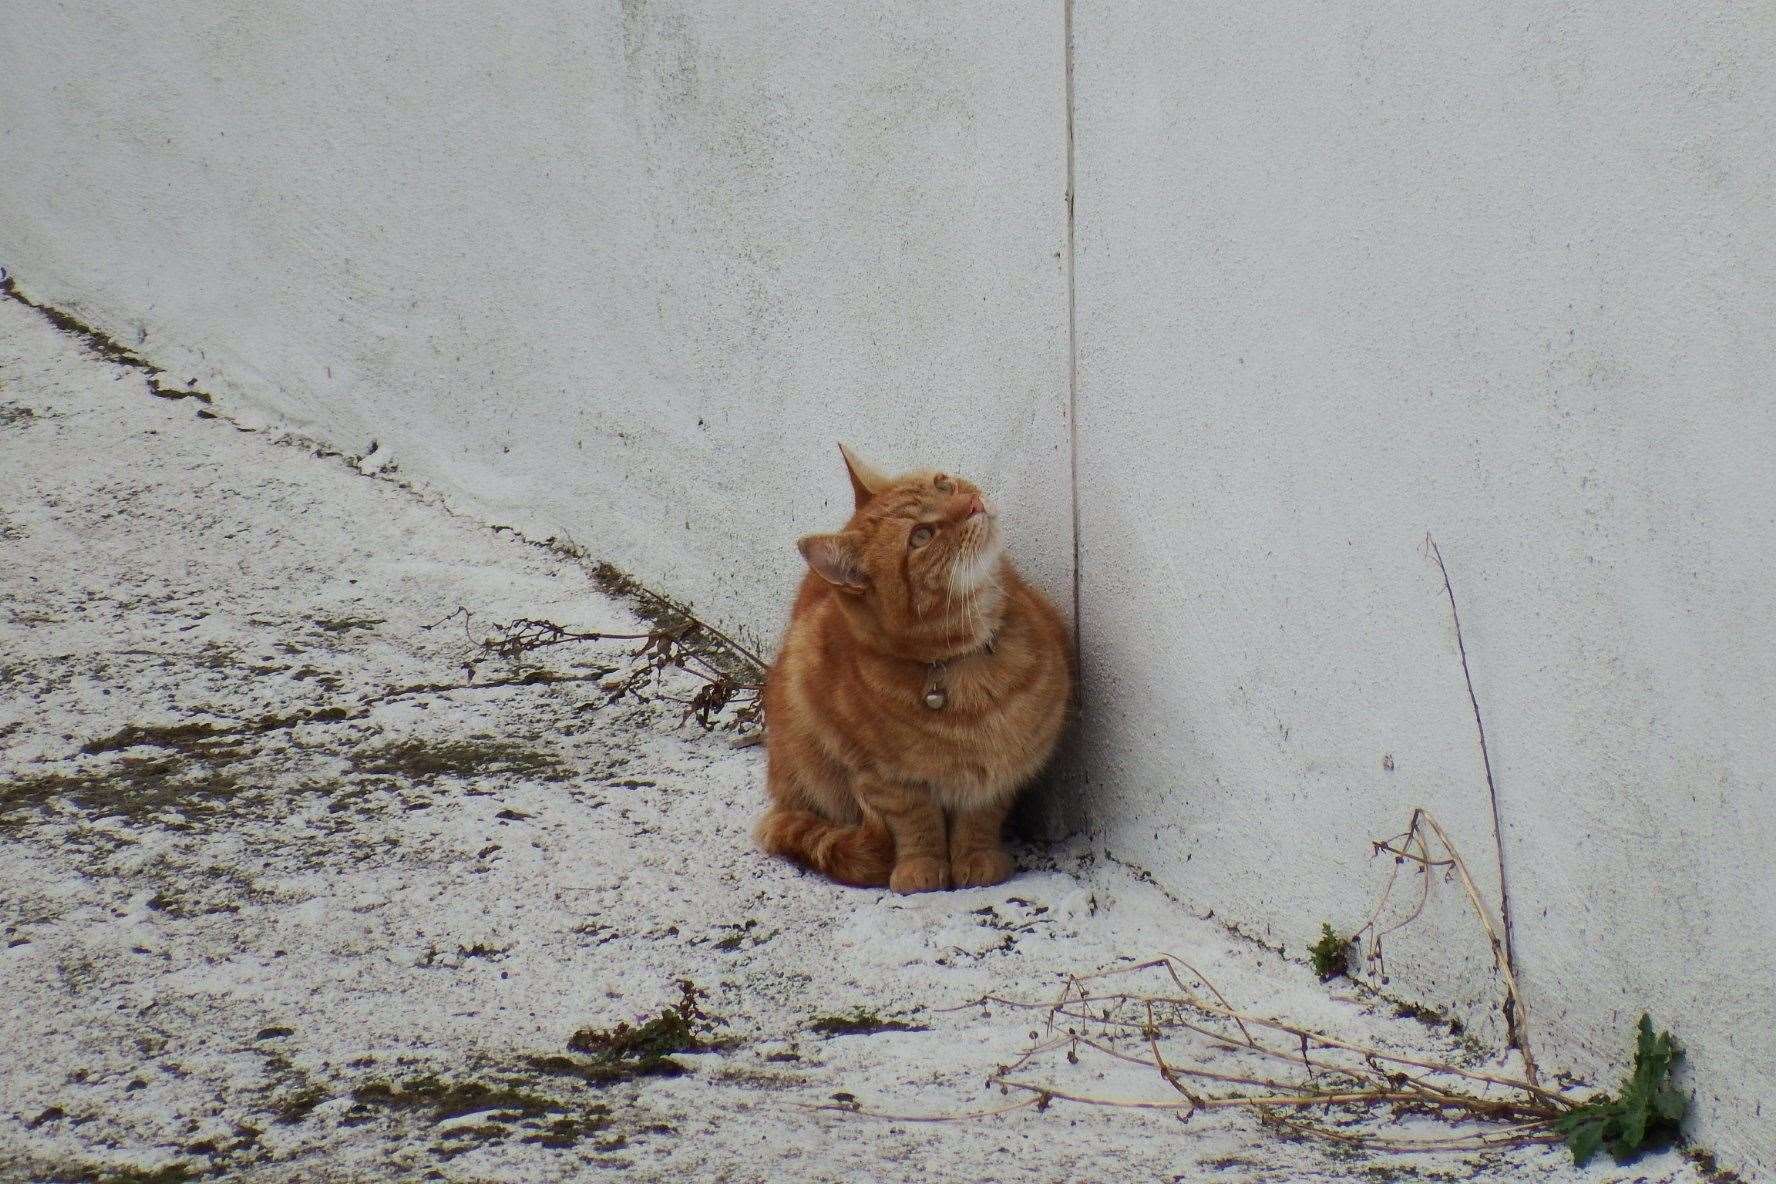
[923,688,948,711]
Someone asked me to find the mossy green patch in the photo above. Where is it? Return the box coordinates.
[807,1008,926,1037]
[36,1166,194,1184]
[518,1111,615,1149]
[347,737,567,785]
[80,721,239,755]
[1,756,251,833]
[312,616,385,634]
[0,402,39,428]
[523,1052,683,1086]
[4,702,391,833]
[350,1075,564,1122]
[273,1084,329,1125]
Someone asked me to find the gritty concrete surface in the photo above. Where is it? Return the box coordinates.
[0,299,1711,1183]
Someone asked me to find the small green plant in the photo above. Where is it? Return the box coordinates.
[1308,923,1349,981]
[1553,1014,1687,1166]
[566,980,711,1076]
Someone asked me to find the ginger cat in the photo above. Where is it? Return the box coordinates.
[756,445,1072,893]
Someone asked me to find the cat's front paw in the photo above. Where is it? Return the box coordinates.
[950,848,1014,889]
[888,856,949,894]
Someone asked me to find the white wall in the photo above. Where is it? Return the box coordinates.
[1071,1,1775,1173]
[4,1,1773,1173]
[0,0,1072,653]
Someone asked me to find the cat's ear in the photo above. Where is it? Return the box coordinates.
[798,532,869,591]
[838,442,888,510]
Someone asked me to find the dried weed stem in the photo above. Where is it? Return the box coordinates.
[813,811,1569,1154]
[420,607,764,731]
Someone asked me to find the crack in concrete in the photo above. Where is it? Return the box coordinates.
[0,268,764,698]
[0,273,212,404]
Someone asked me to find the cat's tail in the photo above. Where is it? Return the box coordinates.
[755,808,894,888]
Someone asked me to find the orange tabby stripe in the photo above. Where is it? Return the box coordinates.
[754,808,895,888]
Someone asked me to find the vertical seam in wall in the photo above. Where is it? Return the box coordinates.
[1063,0,1081,673]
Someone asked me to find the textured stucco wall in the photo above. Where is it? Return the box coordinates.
[1071,2,1775,1173]
[0,1,1072,652]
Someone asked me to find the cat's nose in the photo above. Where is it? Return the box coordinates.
[966,492,988,518]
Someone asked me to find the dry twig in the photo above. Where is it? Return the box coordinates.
[473,614,763,731]
[1357,808,1540,1088]
[1421,533,1530,1076]
[824,811,1569,1154]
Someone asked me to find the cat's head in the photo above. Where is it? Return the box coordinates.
[796,444,1005,646]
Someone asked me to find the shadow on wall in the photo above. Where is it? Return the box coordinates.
[1008,716,1091,846]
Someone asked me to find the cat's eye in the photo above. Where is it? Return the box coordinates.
[909,525,935,548]
[934,475,953,492]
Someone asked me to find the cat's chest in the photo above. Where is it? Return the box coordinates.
[810,603,1068,781]
[892,649,1052,745]
[877,669,1060,798]
[921,654,1004,714]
